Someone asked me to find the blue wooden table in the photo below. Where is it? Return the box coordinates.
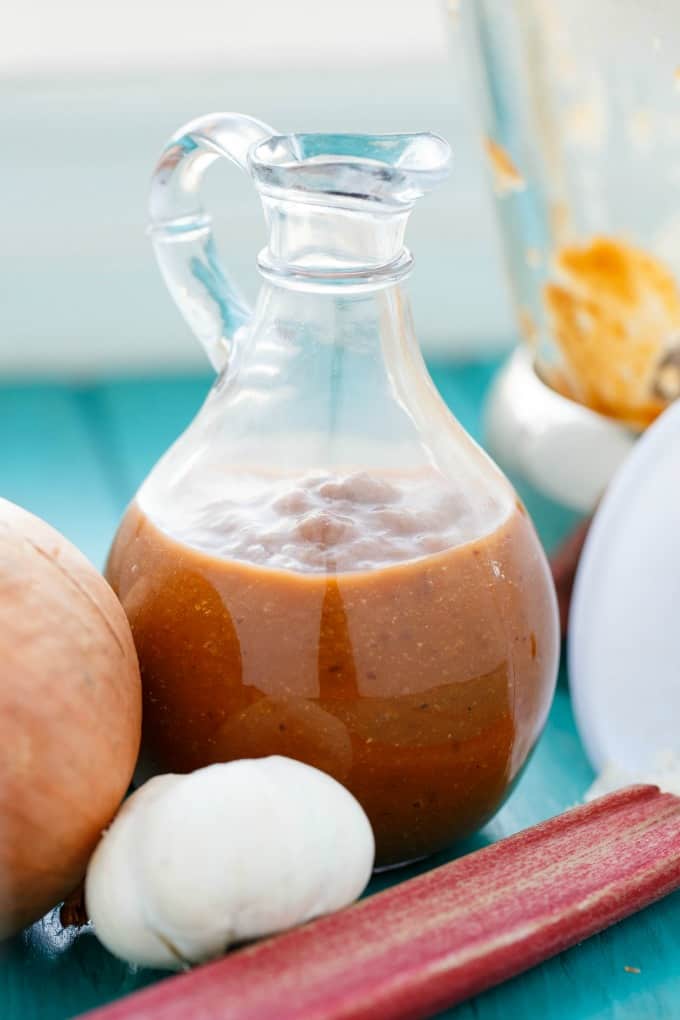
[2,359,679,1020]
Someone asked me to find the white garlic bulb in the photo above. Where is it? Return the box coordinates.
[85,756,375,969]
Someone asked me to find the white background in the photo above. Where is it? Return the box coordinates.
[0,0,512,377]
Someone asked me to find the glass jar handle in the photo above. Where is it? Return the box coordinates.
[148,113,276,371]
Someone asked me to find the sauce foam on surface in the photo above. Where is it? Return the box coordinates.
[140,470,508,574]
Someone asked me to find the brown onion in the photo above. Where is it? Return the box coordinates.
[0,499,141,936]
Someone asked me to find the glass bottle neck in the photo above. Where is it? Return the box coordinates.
[256,195,414,288]
[215,274,445,481]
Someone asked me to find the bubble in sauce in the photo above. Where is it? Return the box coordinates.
[318,473,399,505]
[142,470,509,574]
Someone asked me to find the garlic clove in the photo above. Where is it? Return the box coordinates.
[85,774,183,968]
[86,756,375,969]
[138,757,374,960]
[257,756,374,920]
[138,759,286,963]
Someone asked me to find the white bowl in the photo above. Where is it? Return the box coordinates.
[485,347,636,513]
[569,399,680,773]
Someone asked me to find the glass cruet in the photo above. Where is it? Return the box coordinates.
[106,112,559,867]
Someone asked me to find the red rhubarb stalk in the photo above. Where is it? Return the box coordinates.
[549,516,591,636]
[81,785,680,1020]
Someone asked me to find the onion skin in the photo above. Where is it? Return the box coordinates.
[0,499,141,937]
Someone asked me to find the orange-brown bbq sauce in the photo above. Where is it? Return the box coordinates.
[107,481,556,867]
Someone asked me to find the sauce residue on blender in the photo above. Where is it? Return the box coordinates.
[544,236,680,428]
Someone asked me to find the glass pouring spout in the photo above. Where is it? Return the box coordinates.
[252,131,451,281]
[148,114,451,369]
